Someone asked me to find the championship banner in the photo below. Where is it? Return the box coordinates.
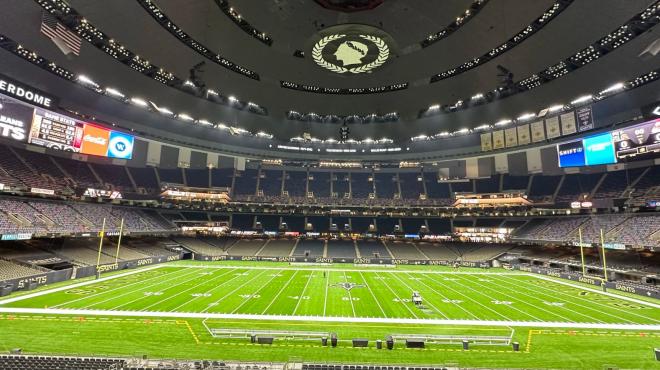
[545,116,561,139]
[531,120,546,142]
[480,132,492,151]
[517,124,531,145]
[560,112,577,135]
[492,130,505,149]
[576,106,594,132]
[505,127,518,148]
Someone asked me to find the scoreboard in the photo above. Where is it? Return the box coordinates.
[28,108,83,152]
[612,118,660,160]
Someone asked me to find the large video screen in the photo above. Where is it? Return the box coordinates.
[612,118,660,160]
[557,140,585,167]
[28,108,134,159]
[558,132,617,167]
[0,94,34,142]
[583,132,616,166]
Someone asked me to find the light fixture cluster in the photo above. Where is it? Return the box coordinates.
[414,69,660,143]
[280,81,408,95]
[422,1,659,118]
[137,0,260,80]
[430,1,574,82]
[214,0,273,46]
[290,137,394,146]
[286,111,399,124]
[421,0,490,47]
[34,0,267,116]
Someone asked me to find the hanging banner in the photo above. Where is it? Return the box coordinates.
[480,132,492,151]
[505,127,518,148]
[517,124,531,145]
[560,112,577,135]
[545,116,561,139]
[576,106,594,132]
[492,130,505,150]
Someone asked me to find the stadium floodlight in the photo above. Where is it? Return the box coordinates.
[570,95,593,105]
[471,93,484,100]
[150,102,173,115]
[436,131,450,137]
[183,80,195,87]
[325,138,337,143]
[206,89,219,96]
[411,135,428,141]
[547,104,564,112]
[228,96,238,103]
[517,113,536,121]
[256,131,272,139]
[494,119,512,127]
[105,87,124,98]
[130,97,148,107]
[216,123,229,130]
[474,124,491,131]
[363,138,374,144]
[428,104,440,110]
[197,119,212,126]
[599,82,625,95]
[177,113,194,121]
[77,75,99,88]
[455,128,470,135]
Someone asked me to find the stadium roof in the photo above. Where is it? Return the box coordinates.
[0,0,659,147]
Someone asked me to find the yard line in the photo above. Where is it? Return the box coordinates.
[293,271,315,315]
[107,268,216,310]
[323,270,329,316]
[261,270,300,314]
[388,272,446,319]
[64,268,201,309]
[452,274,577,323]
[497,274,657,323]
[473,274,606,323]
[429,273,544,322]
[49,267,185,308]
[168,269,250,312]
[373,271,419,319]
[231,269,286,314]
[342,271,356,317]
[140,268,239,311]
[201,269,271,313]
[403,272,476,320]
[357,271,387,318]
[424,274,513,321]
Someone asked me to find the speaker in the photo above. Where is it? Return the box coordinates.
[250,334,256,343]
[376,340,382,349]
[406,340,424,348]
[331,333,338,347]
[462,340,469,350]
[512,342,520,352]
[257,337,274,345]
[352,339,368,347]
[654,348,660,361]
[322,337,328,346]
[386,336,394,350]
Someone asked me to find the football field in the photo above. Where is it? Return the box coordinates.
[1,264,658,324]
[0,262,659,368]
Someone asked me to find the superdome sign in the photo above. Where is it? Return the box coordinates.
[309,24,397,74]
[0,73,57,109]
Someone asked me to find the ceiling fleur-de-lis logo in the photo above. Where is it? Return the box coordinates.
[313,34,389,74]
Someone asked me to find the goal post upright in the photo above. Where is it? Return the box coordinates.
[578,227,586,276]
[114,218,124,264]
[600,228,608,282]
[96,217,106,269]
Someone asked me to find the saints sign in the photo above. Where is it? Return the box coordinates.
[309,24,396,74]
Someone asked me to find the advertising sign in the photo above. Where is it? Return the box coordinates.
[0,94,33,142]
[80,124,110,156]
[583,132,616,166]
[557,140,585,167]
[107,131,134,159]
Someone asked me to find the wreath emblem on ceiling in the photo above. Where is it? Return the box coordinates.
[312,34,390,74]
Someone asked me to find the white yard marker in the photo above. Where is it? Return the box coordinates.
[293,271,314,315]
[201,269,270,313]
[231,269,286,314]
[358,271,387,318]
[261,270,300,314]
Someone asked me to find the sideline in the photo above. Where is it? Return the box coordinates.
[0,307,658,330]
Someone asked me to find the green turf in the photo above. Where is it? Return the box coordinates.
[0,262,658,369]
